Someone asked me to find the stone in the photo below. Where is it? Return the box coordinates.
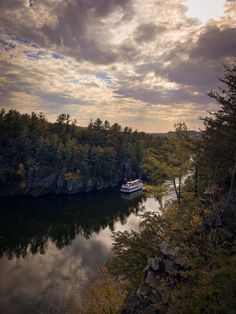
[159,241,182,265]
[145,271,160,290]
[121,290,150,314]
[148,257,161,271]
[159,241,176,258]
[66,177,84,193]
[164,258,180,276]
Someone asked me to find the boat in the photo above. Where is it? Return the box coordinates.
[120,179,144,193]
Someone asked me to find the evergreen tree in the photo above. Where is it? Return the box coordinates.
[197,63,236,192]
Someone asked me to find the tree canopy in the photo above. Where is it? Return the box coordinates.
[0,110,161,194]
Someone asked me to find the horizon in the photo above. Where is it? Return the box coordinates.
[1,107,203,134]
[0,0,236,132]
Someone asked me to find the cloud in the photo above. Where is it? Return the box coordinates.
[189,24,236,60]
[0,0,26,10]
[167,61,222,91]
[0,0,235,131]
[161,24,236,94]
[115,85,210,105]
[134,23,167,43]
[0,0,133,64]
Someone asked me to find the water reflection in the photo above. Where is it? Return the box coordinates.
[0,188,145,259]
[0,188,159,314]
[120,189,143,200]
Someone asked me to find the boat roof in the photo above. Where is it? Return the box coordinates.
[127,179,143,183]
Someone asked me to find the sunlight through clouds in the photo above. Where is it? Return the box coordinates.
[0,0,235,131]
[185,0,225,21]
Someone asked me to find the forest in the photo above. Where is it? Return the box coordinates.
[0,108,161,195]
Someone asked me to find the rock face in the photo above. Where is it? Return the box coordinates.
[0,160,140,196]
[122,244,183,314]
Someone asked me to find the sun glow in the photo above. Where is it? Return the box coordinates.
[185,0,225,22]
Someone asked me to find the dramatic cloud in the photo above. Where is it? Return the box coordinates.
[189,25,236,60]
[134,23,167,43]
[0,0,235,131]
[163,23,236,94]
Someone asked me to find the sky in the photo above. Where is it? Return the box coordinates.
[0,0,235,132]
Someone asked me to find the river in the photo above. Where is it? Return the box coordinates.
[0,188,161,314]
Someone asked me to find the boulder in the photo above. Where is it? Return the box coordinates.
[122,241,184,313]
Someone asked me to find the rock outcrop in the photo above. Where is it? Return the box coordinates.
[122,242,183,314]
[0,159,140,196]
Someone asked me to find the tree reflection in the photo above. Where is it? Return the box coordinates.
[0,189,146,259]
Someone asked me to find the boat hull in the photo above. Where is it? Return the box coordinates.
[120,185,143,193]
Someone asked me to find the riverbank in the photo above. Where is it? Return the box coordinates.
[107,188,236,314]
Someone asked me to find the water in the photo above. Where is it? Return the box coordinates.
[0,188,160,314]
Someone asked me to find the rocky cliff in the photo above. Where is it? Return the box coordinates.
[121,241,183,314]
[0,160,140,196]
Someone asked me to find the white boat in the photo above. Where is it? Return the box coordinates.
[120,179,144,193]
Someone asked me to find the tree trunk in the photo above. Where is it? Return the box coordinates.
[178,176,182,204]
[172,178,180,203]
[194,167,198,196]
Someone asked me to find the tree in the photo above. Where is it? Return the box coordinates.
[56,113,71,125]
[104,120,111,130]
[197,63,236,193]
[108,212,164,287]
[143,123,193,203]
